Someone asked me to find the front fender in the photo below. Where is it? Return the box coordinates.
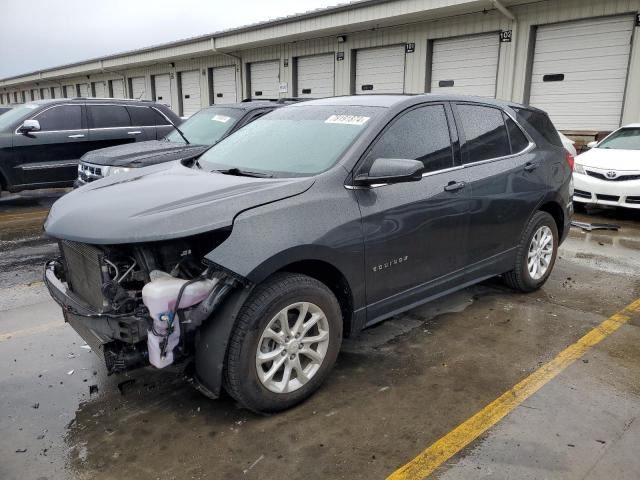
[204,176,366,309]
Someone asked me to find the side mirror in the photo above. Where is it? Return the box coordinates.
[354,158,424,186]
[586,141,597,149]
[18,119,41,134]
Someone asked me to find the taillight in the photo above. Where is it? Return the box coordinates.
[565,151,575,171]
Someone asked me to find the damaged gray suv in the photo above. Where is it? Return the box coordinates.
[44,95,572,412]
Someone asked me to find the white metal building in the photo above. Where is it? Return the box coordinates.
[1,0,639,136]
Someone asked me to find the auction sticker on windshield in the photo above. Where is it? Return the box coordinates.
[325,115,370,126]
[212,114,231,123]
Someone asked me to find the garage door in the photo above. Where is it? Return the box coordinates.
[110,79,125,98]
[79,83,90,97]
[355,45,405,94]
[153,74,172,109]
[529,16,634,131]
[92,81,107,98]
[179,70,201,117]
[211,66,237,104]
[430,33,500,97]
[130,77,146,100]
[249,61,280,99]
[296,54,334,98]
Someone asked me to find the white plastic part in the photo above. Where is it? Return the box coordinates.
[142,270,217,369]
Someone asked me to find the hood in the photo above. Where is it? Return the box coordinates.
[44,162,314,244]
[576,148,640,172]
[81,140,208,167]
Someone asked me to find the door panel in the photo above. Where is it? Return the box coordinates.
[11,104,87,186]
[453,103,545,278]
[355,103,469,322]
[87,104,152,151]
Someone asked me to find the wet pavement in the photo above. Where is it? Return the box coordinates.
[0,192,639,480]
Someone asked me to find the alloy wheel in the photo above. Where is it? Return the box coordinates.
[255,302,330,393]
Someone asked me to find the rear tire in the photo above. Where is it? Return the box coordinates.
[504,211,558,292]
[224,273,342,413]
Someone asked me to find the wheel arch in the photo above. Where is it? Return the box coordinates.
[538,200,565,239]
[275,259,355,339]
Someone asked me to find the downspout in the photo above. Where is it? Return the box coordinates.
[211,37,244,101]
[490,0,518,101]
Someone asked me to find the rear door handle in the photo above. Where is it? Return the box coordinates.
[524,162,539,172]
[127,131,142,135]
[444,181,466,192]
[68,134,85,138]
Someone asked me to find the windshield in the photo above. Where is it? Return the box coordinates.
[0,103,39,132]
[597,128,640,151]
[165,107,242,145]
[198,105,382,177]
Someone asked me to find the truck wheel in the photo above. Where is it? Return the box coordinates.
[224,273,342,413]
[503,211,558,292]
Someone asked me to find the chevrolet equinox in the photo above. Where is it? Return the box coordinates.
[44,94,572,413]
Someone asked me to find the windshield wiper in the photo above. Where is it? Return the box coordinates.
[216,168,273,178]
[150,106,190,145]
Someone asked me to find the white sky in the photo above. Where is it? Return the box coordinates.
[0,0,344,78]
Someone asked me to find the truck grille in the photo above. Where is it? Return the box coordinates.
[78,162,104,183]
[59,240,108,312]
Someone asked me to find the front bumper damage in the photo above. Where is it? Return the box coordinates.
[44,257,240,383]
[44,259,150,373]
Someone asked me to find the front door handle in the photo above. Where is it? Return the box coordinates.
[127,131,142,135]
[444,181,466,192]
[68,134,85,138]
[524,162,539,172]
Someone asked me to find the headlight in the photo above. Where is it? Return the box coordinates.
[573,163,586,175]
[107,166,132,176]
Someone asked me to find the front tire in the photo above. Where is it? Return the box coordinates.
[504,211,558,292]
[224,273,342,413]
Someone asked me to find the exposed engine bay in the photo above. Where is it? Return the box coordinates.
[44,230,238,375]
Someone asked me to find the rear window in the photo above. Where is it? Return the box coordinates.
[88,105,131,128]
[127,106,167,126]
[513,108,562,147]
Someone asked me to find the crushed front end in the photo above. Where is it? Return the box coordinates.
[44,232,237,376]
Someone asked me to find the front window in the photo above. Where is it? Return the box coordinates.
[0,103,39,131]
[164,107,243,146]
[597,128,640,151]
[198,105,382,176]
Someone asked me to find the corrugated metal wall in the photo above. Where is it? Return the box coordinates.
[1,0,638,130]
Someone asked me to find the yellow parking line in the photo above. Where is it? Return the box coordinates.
[387,297,640,480]
[0,321,63,342]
